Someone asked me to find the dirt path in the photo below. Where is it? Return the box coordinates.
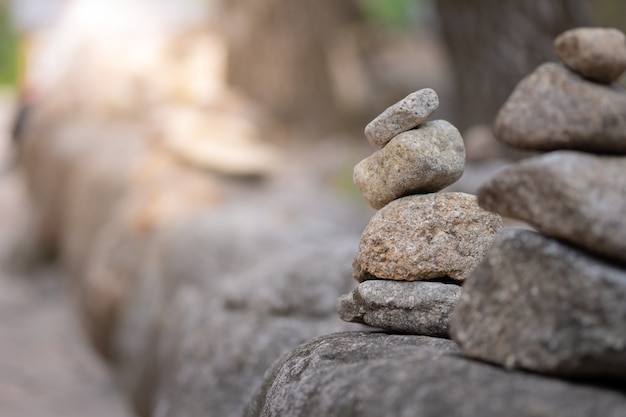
[0,266,133,417]
[0,96,133,417]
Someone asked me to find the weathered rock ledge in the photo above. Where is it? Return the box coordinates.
[246,331,626,417]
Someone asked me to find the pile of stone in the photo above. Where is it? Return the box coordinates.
[452,27,626,378]
[338,89,503,337]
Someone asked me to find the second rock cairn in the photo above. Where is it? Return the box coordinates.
[338,89,503,337]
[451,27,626,378]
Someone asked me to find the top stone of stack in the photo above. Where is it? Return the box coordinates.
[554,27,626,83]
[355,87,464,210]
[364,88,439,147]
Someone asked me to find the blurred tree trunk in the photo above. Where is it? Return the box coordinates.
[436,0,590,130]
[220,0,361,128]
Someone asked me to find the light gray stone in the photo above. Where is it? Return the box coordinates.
[364,88,439,147]
[451,229,626,378]
[353,192,503,282]
[112,186,368,416]
[478,151,626,264]
[220,239,361,317]
[152,240,362,417]
[354,120,465,209]
[245,332,626,417]
[555,27,626,83]
[494,62,626,153]
[112,208,297,416]
[338,280,461,337]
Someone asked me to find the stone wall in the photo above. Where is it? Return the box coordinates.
[18,102,371,416]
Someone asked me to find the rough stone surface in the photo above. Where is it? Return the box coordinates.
[106,204,295,414]
[112,208,294,416]
[364,88,439,147]
[338,280,461,337]
[494,62,626,153]
[353,192,503,282]
[354,120,465,209]
[113,198,366,416]
[245,331,626,417]
[219,239,361,317]
[151,240,363,417]
[555,27,626,83]
[478,151,626,265]
[451,229,626,378]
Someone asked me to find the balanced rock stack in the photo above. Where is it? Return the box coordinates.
[452,27,626,378]
[338,89,503,337]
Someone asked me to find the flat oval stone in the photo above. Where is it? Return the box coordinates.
[477,151,626,265]
[338,280,461,337]
[555,27,626,83]
[354,120,465,210]
[364,88,439,147]
[352,192,503,282]
[494,63,626,154]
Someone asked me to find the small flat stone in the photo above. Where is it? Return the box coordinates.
[353,193,503,282]
[338,280,461,337]
[478,151,626,265]
[494,62,626,153]
[555,27,626,83]
[354,120,465,209]
[451,229,626,379]
[364,88,439,147]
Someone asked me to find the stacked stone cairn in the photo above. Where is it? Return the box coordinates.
[338,88,503,337]
[451,27,626,378]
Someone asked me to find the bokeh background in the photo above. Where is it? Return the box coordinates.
[0,0,625,133]
[0,1,625,416]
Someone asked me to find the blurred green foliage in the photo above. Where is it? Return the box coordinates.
[0,4,17,86]
[358,0,422,28]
